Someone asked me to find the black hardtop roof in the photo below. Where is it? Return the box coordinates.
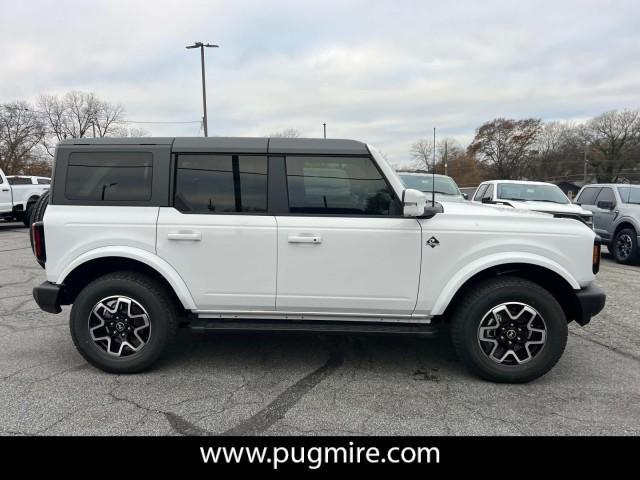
[59,136,369,155]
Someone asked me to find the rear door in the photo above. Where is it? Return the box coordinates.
[275,154,422,316]
[156,153,277,312]
[0,171,11,213]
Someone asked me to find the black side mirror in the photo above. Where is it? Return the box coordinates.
[462,193,469,200]
[419,203,444,219]
[597,200,615,210]
[481,196,492,204]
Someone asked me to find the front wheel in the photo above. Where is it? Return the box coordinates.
[451,277,568,383]
[70,272,178,373]
[612,228,638,264]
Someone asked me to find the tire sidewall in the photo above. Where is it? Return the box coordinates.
[71,276,171,373]
[613,228,638,264]
[456,283,568,383]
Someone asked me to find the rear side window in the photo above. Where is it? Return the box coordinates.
[473,184,488,201]
[37,178,50,185]
[285,156,395,215]
[174,155,268,213]
[8,177,32,185]
[618,186,640,205]
[65,152,153,201]
[577,187,601,205]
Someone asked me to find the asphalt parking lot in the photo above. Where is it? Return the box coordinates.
[1,221,638,436]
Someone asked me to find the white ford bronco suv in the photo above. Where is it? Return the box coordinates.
[31,137,605,383]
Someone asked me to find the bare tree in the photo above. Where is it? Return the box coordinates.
[94,100,125,137]
[269,128,301,138]
[582,109,640,182]
[38,91,125,156]
[409,138,435,171]
[0,102,45,174]
[468,118,542,179]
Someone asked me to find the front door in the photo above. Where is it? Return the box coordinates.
[275,155,422,315]
[157,153,277,311]
[0,174,12,214]
[593,187,617,240]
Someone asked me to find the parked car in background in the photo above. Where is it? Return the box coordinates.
[575,184,640,264]
[398,172,468,202]
[6,175,51,186]
[0,169,50,226]
[472,180,593,227]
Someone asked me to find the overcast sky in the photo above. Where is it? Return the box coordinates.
[1,0,639,164]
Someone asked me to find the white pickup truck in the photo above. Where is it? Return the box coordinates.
[30,137,606,383]
[0,169,50,226]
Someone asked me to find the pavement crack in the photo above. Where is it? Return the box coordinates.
[107,376,212,436]
[221,339,344,436]
[570,330,640,363]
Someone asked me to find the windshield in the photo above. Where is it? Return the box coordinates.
[399,174,461,196]
[617,186,640,205]
[497,183,569,204]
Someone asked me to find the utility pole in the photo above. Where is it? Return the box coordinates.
[186,42,219,137]
[323,123,326,139]
[444,140,448,176]
[583,144,589,183]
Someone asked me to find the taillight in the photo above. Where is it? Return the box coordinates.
[32,222,46,263]
[593,237,601,274]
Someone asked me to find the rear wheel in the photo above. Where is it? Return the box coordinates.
[612,228,638,264]
[451,276,568,383]
[70,272,178,373]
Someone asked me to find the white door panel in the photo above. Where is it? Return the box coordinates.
[0,175,11,213]
[157,208,277,311]
[276,216,422,314]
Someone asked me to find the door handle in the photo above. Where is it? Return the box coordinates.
[288,235,322,244]
[167,231,202,241]
[1,189,8,192]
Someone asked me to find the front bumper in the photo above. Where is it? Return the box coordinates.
[33,281,63,314]
[574,284,606,326]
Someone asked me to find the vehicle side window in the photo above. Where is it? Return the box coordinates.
[595,187,616,206]
[174,155,268,214]
[576,187,601,205]
[0,175,3,184]
[473,184,488,201]
[484,184,494,200]
[65,152,153,201]
[618,186,640,205]
[7,177,32,185]
[37,178,50,185]
[285,156,395,215]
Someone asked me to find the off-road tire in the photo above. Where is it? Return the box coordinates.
[70,271,178,373]
[451,276,568,383]
[612,227,638,265]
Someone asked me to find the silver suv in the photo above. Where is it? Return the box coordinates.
[576,184,640,264]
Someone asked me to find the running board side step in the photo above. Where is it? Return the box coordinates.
[189,319,439,337]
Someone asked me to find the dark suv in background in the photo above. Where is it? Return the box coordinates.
[576,184,640,264]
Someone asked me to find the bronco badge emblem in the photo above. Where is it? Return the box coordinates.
[426,236,440,248]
